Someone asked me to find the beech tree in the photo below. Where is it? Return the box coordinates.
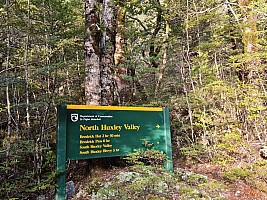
[84,0,115,106]
[84,0,101,105]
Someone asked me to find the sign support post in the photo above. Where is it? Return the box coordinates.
[163,108,173,172]
[56,105,67,200]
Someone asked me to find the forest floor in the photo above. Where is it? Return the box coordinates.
[63,146,267,200]
[177,162,267,200]
[173,144,267,200]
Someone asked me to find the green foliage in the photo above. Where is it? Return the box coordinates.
[222,167,252,182]
[1,0,83,198]
[0,139,56,199]
[125,149,167,166]
[180,144,210,162]
[220,161,267,192]
[84,177,104,194]
[176,168,208,186]
[198,180,227,195]
[26,170,57,192]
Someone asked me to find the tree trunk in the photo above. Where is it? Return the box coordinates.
[113,4,128,104]
[85,0,115,106]
[149,0,162,70]
[5,0,11,158]
[25,0,31,137]
[155,20,170,97]
[85,0,101,105]
[100,0,115,106]
[114,5,126,67]
[239,0,258,54]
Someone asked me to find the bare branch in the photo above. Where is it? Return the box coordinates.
[126,15,149,33]
[0,66,21,74]
[191,3,224,14]
[226,0,243,33]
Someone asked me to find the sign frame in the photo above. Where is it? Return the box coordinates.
[56,105,173,200]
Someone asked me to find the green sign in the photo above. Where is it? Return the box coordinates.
[56,105,173,200]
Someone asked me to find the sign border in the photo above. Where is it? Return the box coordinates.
[66,105,163,111]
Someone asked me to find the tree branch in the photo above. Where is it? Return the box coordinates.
[126,15,149,33]
[0,66,21,75]
[226,0,243,32]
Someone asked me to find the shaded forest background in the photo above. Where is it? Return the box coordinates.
[1,0,267,199]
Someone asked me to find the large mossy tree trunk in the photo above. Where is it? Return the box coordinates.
[85,0,101,105]
[84,0,121,170]
[100,0,115,106]
[85,0,115,106]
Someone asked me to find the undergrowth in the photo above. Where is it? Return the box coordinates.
[73,150,227,200]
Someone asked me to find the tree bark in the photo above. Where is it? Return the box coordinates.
[85,0,115,106]
[85,0,101,105]
[113,4,128,104]
[149,0,162,70]
[25,0,31,137]
[155,20,170,97]
[5,0,11,158]
[239,0,258,54]
[100,0,115,106]
[114,5,125,66]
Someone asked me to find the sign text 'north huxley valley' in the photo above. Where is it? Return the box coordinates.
[79,124,141,131]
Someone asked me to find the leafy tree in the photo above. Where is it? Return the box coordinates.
[0,0,84,198]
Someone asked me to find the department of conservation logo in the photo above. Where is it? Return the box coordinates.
[71,114,79,122]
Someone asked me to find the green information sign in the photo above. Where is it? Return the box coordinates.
[56,105,173,200]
